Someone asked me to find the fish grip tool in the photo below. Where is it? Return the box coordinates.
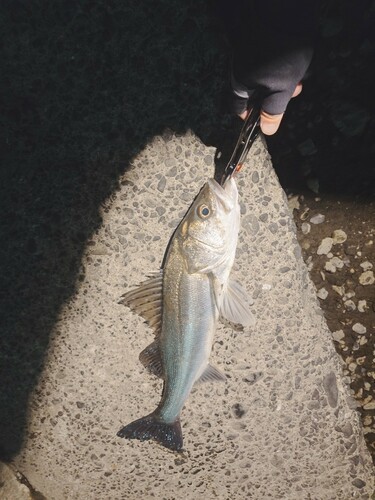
[220,102,261,186]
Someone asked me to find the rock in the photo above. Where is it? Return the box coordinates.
[332,229,347,244]
[88,243,109,256]
[348,362,357,372]
[310,214,325,225]
[360,261,373,271]
[322,372,338,408]
[287,195,300,211]
[330,101,370,137]
[166,165,178,177]
[359,271,374,286]
[356,356,366,366]
[344,243,357,256]
[352,478,367,489]
[363,401,375,411]
[332,285,345,296]
[333,257,344,268]
[352,323,366,334]
[332,330,345,342]
[301,222,311,235]
[325,261,337,273]
[344,300,356,311]
[306,177,319,194]
[297,138,318,156]
[302,240,311,250]
[325,257,344,273]
[157,176,166,192]
[317,288,329,300]
[317,237,333,255]
[359,336,368,345]
[358,300,368,313]
[299,208,310,220]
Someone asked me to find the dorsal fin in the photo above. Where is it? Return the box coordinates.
[119,271,163,336]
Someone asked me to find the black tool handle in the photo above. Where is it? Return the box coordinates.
[220,100,261,186]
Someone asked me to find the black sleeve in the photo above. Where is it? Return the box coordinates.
[219,0,318,115]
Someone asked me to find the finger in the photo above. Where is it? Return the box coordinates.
[260,110,284,135]
[291,82,303,98]
[260,82,303,134]
[238,109,249,120]
[239,82,303,128]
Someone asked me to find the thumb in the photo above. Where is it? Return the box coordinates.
[260,83,303,135]
[260,110,284,135]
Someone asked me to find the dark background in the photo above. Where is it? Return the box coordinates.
[0,0,374,461]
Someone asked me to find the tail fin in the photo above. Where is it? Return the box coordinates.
[117,413,183,451]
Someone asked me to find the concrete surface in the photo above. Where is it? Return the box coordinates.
[0,462,33,500]
[12,132,374,499]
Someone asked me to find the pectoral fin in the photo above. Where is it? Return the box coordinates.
[139,341,164,379]
[220,279,255,327]
[196,364,227,383]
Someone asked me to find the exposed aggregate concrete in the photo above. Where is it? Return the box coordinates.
[11,133,375,499]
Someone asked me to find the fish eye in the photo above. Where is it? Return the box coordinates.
[197,204,210,218]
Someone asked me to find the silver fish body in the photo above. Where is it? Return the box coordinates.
[117,178,254,451]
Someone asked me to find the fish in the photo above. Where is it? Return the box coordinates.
[117,177,254,451]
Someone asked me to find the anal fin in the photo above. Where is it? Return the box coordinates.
[196,364,227,383]
[139,341,164,379]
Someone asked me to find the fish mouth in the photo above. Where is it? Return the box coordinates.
[207,178,237,211]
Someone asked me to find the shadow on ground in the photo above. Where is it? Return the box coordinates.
[0,0,233,460]
[267,0,375,197]
[0,0,374,461]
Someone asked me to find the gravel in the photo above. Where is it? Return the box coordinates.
[291,193,375,462]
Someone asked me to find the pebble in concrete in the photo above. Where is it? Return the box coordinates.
[12,133,375,500]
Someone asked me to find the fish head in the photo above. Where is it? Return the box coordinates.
[177,178,240,276]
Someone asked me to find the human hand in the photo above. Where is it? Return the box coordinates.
[228,1,315,136]
[238,83,303,135]
[231,42,313,136]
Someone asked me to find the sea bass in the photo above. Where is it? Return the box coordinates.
[117,177,254,451]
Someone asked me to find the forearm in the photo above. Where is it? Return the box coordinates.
[255,0,317,38]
